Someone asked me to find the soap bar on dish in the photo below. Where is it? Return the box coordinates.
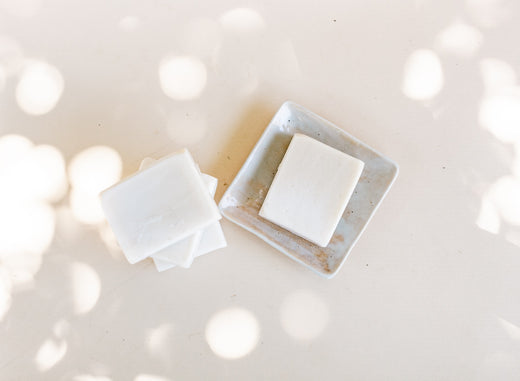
[259,133,364,247]
[100,149,221,264]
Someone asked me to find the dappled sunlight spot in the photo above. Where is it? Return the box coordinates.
[68,146,122,225]
[488,176,520,226]
[179,18,221,59]
[480,58,517,93]
[35,338,67,372]
[476,195,500,234]
[479,90,520,143]
[0,0,41,18]
[166,110,207,145]
[0,201,55,285]
[19,145,68,203]
[219,8,265,31]
[73,375,113,381]
[99,221,122,255]
[0,135,64,287]
[70,262,101,315]
[4,203,56,248]
[466,0,510,28]
[205,307,260,359]
[435,21,482,58]
[0,136,59,255]
[16,60,64,115]
[68,146,122,194]
[402,49,444,101]
[54,205,82,243]
[159,56,207,101]
[0,140,67,203]
[1,248,44,287]
[0,269,12,321]
[134,375,171,381]
[118,16,140,31]
[70,188,105,225]
[0,134,34,171]
[280,290,329,341]
[146,323,174,355]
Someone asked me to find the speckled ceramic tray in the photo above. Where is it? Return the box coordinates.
[219,101,398,278]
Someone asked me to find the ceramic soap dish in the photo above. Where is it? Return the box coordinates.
[219,101,398,278]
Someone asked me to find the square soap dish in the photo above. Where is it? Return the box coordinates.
[219,102,398,278]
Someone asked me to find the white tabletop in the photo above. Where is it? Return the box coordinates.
[1,1,520,380]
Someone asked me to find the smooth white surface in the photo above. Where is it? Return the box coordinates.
[152,214,228,271]
[140,157,202,269]
[259,133,364,247]
[100,149,220,264]
[1,1,520,380]
[151,230,201,269]
[145,160,225,271]
[140,157,221,269]
[194,220,227,257]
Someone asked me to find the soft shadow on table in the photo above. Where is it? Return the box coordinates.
[208,101,276,202]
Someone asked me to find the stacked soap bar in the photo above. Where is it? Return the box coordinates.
[259,133,364,247]
[100,149,226,271]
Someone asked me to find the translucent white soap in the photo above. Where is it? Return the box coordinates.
[259,133,364,247]
[153,222,227,272]
[152,171,227,272]
[137,157,204,268]
[151,171,217,268]
[100,149,221,264]
[152,231,201,268]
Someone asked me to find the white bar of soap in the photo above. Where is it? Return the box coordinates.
[152,173,227,272]
[137,157,204,268]
[153,222,227,272]
[152,231,201,268]
[194,219,227,257]
[150,172,217,268]
[100,149,221,264]
[259,133,364,247]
